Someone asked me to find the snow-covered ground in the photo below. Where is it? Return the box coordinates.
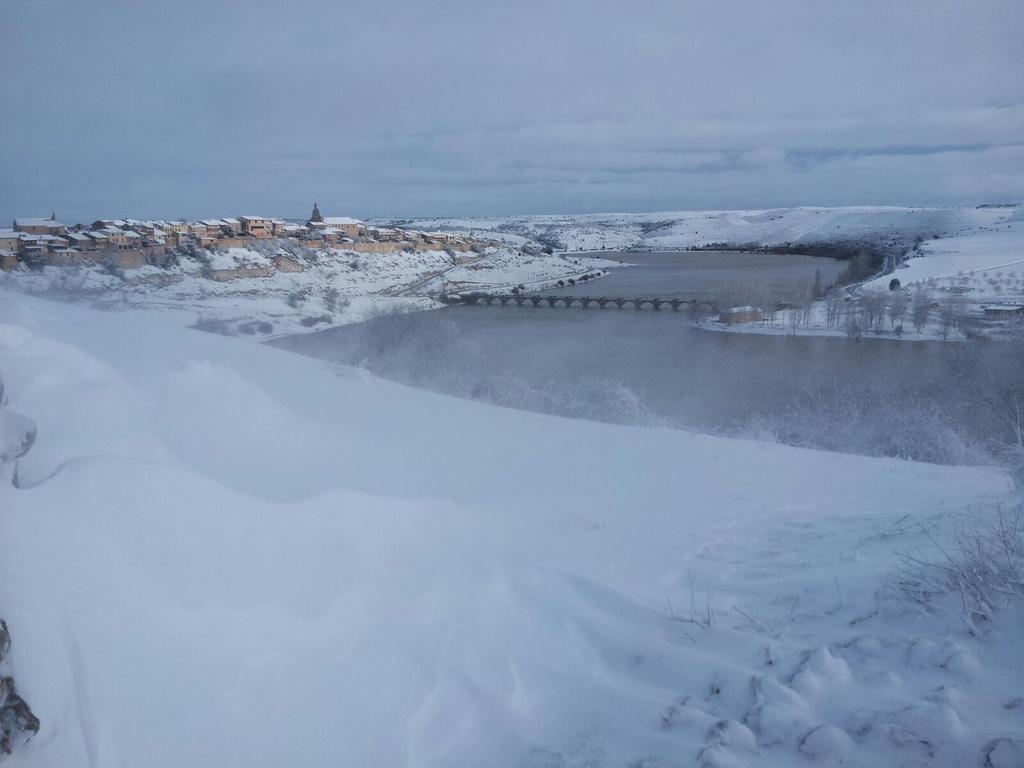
[0,243,617,339]
[685,207,1024,341]
[1,289,1021,767]
[393,205,1021,253]
[3,206,1020,341]
[862,213,1024,304]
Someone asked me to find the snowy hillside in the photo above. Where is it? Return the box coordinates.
[1,289,1021,767]
[394,205,1021,253]
[0,243,615,340]
[862,208,1024,299]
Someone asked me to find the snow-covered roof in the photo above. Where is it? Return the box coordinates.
[238,216,267,222]
[14,217,64,228]
[222,218,240,225]
[66,233,90,241]
[202,219,224,227]
[322,217,364,226]
[722,305,760,313]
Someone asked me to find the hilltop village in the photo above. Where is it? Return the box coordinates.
[0,203,616,338]
[0,204,488,274]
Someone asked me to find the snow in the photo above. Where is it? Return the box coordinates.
[1,242,619,340]
[0,288,1021,766]
[392,205,1021,253]
[863,222,1024,302]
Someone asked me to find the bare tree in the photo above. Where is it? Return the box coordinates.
[889,290,907,331]
[825,295,843,329]
[845,307,863,340]
[860,292,887,333]
[912,287,933,334]
[938,299,964,340]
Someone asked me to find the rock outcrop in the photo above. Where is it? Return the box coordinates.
[0,622,39,755]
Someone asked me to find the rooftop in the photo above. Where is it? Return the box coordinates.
[14,217,64,228]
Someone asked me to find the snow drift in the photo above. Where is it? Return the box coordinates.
[0,289,1020,767]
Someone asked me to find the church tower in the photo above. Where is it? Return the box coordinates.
[308,202,323,224]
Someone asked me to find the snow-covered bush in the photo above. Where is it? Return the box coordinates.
[893,505,1023,635]
[0,621,39,756]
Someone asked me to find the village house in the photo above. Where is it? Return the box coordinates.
[982,304,1024,317]
[85,231,109,249]
[322,217,366,238]
[13,217,66,236]
[0,250,17,271]
[0,230,21,253]
[718,305,765,324]
[101,228,139,250]
[238,216,272,238]
[64,232,94,250]
[25,234,70,254]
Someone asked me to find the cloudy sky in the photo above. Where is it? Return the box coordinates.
[2,0,1022,221]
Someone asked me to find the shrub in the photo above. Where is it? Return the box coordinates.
[893,506,1023,635]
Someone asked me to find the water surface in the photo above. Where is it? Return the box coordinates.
[273,250,1012,465]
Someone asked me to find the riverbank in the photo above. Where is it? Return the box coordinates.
[694,217,1024,343]
[695,318,971,342]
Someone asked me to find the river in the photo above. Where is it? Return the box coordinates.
[271,250,1014,465]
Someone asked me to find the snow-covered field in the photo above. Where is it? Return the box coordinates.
[682,206,1024,341]
[862,215,1024,303]
[394,205,1020,253]
[1,289,1021,767]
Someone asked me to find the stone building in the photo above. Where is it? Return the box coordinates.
[13,217,65,236]
[239,216,272,238]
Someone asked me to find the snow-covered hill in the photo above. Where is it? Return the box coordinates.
[393,205,1021,253]
[0,243,616,340]
[0,289,1020,767]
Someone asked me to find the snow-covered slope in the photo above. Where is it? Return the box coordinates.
[0,290,1020,767]
[1,244,617,340]
[396,205,1021,253]
[862,208,1024,299]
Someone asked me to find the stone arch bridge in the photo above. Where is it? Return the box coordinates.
[441,293,718,311]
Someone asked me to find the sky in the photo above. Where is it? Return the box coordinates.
[1,0,1022,222]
